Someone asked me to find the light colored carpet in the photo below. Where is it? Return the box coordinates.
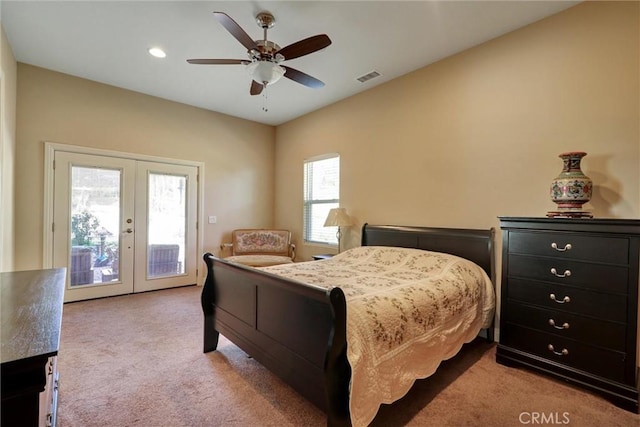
[57,286,639,426]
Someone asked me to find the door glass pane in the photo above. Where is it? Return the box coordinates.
[70,166,121,287]
[147,173,186,278]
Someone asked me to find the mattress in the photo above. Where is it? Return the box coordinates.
[262,246,496,426]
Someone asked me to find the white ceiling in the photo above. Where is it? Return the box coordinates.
[1,1,579,126]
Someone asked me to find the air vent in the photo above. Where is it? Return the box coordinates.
[356,70,381,83]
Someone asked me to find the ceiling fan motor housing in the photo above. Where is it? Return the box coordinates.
[249,40,282,61]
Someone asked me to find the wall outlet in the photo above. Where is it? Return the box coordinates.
[208,215,217,224]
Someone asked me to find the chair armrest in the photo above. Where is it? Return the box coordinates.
[220,242,233,255]
[290,243,296,261]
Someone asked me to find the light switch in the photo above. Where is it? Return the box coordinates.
[208,215,217,224]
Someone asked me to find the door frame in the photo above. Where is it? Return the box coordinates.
[43,142,205,288]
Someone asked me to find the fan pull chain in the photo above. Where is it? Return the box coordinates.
[262,84,269,112]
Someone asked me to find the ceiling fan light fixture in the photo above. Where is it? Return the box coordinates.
[246,61,285,86]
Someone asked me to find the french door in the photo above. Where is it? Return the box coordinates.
[52,151,198,302]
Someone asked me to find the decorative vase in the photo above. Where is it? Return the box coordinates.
[548,151,593,218]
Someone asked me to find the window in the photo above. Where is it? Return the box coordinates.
[303,153,340,245]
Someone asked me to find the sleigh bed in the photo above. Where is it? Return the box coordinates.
[201,224,496,426]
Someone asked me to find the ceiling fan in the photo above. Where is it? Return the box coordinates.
[187,11,332,96]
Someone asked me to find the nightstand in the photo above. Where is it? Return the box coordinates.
[312,254,334,260]
[496,217,640,413]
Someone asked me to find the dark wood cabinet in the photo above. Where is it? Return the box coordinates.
[496,217,639,413]
[1,269,66,426]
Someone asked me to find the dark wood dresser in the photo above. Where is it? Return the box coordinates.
[496,217,639,413]
[1,268,66,427]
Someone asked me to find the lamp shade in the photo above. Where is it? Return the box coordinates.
[246,61,285,86]
[323,208,353,227]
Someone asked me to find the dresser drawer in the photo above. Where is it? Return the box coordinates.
[507,278,627,323]
[501,323,627,384]
[508,231,629,264]
[504,302,626,351]
[508,254,628,294]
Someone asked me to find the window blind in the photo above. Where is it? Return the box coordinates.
[303,154,340,245]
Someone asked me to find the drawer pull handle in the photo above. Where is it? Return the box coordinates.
[549,293,570,304]
[551,242,572,252]
[550,268,571,278]
[548,319,570,329]
[548,344,569,356]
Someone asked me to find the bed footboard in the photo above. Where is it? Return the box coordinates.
[201,253,351,426]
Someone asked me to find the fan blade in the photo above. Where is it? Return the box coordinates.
[282,66,325,89]
[213,12,257,51]
[276,34,331,61]
[250,80,264,96]
[187,59,249,65]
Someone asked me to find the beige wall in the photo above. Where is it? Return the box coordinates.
[4,0,640,360]
[15,64,275,271]
[275,1,640,261]
[1,23,17,271]
[9,2,640,271]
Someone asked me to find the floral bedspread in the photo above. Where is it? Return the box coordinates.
[261,246,495,427]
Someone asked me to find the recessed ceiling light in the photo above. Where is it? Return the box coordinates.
[148,47,166,58]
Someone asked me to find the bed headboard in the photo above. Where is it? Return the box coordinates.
[361,223,495,281]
